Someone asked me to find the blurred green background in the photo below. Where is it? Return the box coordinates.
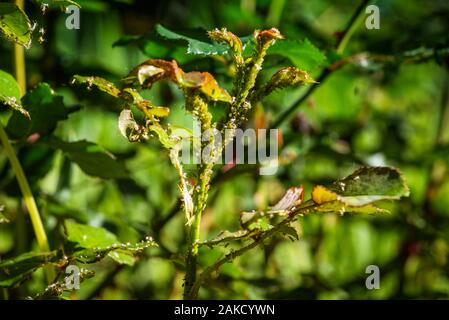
[1,0,449,299]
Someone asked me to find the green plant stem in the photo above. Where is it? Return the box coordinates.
[184,32,274,299]
[271,0,371,128]
[7,0,53,283]
[266,0,286,27]
[0,125,50,254]
[184,163,213,299]
[1,287,8,300]
[189,202,319,298]
[13,0,26,96]
[336,0,371,55]
[183,94,215,299]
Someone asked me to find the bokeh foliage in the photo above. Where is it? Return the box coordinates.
[1,0,449,299]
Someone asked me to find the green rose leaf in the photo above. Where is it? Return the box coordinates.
[268,39,327,72]
[6,83,73,139]
[0,251,59,288]
[44,137,129,179]
[0,3,32,47]
[72,75,121,98]
[0,69,29,118]
[312,166,410,214]
[64,220,157,266]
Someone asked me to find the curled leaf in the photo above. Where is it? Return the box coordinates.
[181,72,232,102]
[208,28,243,63]
[254,28,284,51]
[270,186,304,212]
[125,59,232,103]
[72,75,121,98]
[123,59,183,88]
[312,166,409,207]
[255,67,316,101]
[118,109,148,142]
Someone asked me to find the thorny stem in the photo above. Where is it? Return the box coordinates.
[189,202,319,298]
[184,33,276,299]
[184,93,215,299]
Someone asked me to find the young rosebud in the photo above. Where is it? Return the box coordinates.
[254,28,284,51]
[250,67,316,102]
[270,67,316,88]
[208,28,243,59]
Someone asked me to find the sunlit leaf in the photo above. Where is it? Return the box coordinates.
[124,59,231,103]
[0,3,32,47]
[149,125,178,149]
[148,106,170,117]
[189,72,232,103]
[155,24,228,56]
[312,166,410,207]
[72,75,121,98]
[0,69,29,118]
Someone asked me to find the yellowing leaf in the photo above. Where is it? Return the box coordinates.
[124,59,232,103]
[312,185,338,204]
[193,72,232,103]
[311,167,409,215]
